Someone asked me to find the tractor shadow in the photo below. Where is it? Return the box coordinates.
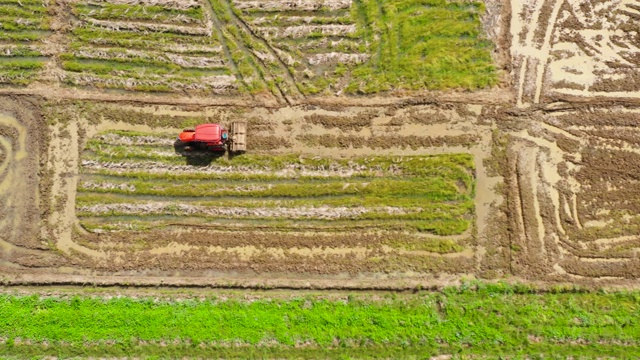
[173,140,226,166]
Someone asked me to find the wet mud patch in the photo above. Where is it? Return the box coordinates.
[0,97,48,251]
[297,134,480,150]
[499,107,640,280]
[512,0,640,104]
[303,110,378,131]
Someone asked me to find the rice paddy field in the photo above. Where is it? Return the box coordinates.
[0,0,50,85]
[78,130,475,236]
[63,0,236,93]
[64,119,480,275]
[0,0,497,97]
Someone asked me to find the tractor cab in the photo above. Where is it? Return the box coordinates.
[179,124,229,151]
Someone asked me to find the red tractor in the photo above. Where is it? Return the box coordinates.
[176,122,246,155]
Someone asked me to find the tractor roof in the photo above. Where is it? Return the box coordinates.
[194,123,221,142]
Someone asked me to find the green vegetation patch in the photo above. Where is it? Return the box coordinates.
[228,0,497,95]
[347,0,498,93]
[0,0,51,85]
[229,0,361,95]
[0,0,497,93]
[0,284,639,358]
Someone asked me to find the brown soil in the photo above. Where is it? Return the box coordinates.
[303,110,378,131]
[0,97,50,251]
[297,134,480,150]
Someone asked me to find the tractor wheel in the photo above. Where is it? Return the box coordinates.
[173,139,188,155]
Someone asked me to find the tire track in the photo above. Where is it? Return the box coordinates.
[533,0,563,104]
[219,0,304,104]
[512,0,550,106]
[47,122,106,260]
[201,0,246,92]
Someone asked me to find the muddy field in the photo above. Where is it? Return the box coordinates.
[512,0,640,105]
[0,0,640,289]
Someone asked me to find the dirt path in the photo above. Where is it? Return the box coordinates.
[47,121,106,260]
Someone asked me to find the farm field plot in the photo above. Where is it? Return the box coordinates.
[0,98,496,285]
[73,128,477,274]
[512,0,640,104]
[3,2,640,358]
[0,0,499,99]
[4,0,640,293]
[0,0,51,85]
[501,107,640,280]
[62,0,238,93]
[227,0,498,95]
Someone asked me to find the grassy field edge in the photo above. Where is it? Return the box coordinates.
[0,282,639,358]
[0,343,638,359]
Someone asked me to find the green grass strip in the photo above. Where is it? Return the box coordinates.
[0,4,47,17]
[75,190,469,209]
[84,137,474,175]
[0,17,50,31]
[0,70,39,85]
[0,58,45,70]
[71,26,219,47]
[84,168,400,182]
[0,46,41,57]
[77,176,468,201]
[0,284,639,357]
[0,0,45,5]
[0,30,46,42]
[62,59,219,78]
